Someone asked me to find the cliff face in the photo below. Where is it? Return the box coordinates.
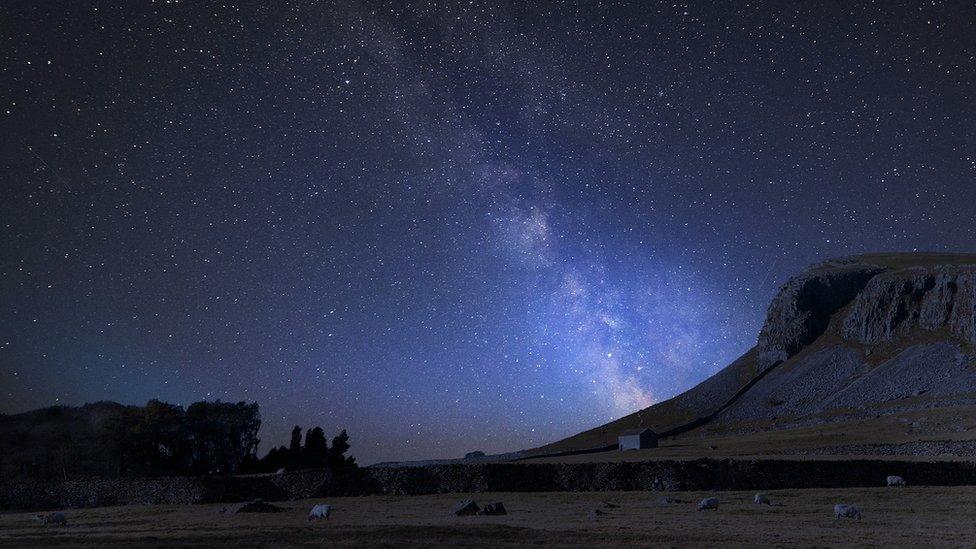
[756,263,882,373]
[533,253,976,457]
[842,267,976,346]
[726,255,976,425]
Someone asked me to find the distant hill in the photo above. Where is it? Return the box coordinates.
[525,252,976,459]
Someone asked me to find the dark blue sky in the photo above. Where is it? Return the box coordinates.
[2,1,975,464]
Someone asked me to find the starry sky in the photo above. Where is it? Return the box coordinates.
[2,1,975,465]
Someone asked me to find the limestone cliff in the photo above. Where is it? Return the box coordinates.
[723,254,976,426]
[842,266,976,345]
[756,261,882,373]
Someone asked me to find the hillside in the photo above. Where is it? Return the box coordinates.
[526,252,976,459]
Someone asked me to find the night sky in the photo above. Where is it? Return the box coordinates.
[2,2,975,464]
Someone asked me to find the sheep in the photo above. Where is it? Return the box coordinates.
[308,504,331,520]
[833,504,861,520]
[275,468,287,475]
[886,475,906,487]
[697,497,719,511]
[754,493,771,505]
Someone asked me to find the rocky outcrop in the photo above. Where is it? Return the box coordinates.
[720,341,976,424]
[820,342,975,410]
[720,347,866,422]
[757,263,883,373]
[842,266,976,345]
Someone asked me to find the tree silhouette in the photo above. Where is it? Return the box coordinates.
[303,427,328,468]
[288,426,302,453]
[0,400,262,479]
[328,429,356,468]
[256,425,356,472]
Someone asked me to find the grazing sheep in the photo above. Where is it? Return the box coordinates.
[886,475,906,487]
[834,504,861,520]
[754,493,771,505]
[308,504,331,520]
[697,497,719,511]
[275,468,287,475]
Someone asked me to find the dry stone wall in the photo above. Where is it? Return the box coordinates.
[5,459,976,511]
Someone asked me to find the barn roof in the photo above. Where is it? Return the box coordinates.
[618,428,657,436]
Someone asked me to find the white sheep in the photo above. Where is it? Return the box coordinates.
[308,504,331,520]
[697,497,719,511]
[833,504,861,520]
[886,475,906,487]
[276,468,287,475]
[754,493,771,505]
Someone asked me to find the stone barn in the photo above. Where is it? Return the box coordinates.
[618,428,659,451]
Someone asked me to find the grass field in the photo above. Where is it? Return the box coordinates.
[3,486,976,547]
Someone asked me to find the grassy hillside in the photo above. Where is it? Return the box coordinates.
[526,348,757,455]
[815,252,976,270]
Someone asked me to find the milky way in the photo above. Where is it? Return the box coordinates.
[2,2,975,464]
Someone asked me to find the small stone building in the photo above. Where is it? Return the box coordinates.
[618,428,658,450]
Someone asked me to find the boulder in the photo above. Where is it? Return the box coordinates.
[35,512,66,525]
[451,499,480,516]
[477,502,507,515]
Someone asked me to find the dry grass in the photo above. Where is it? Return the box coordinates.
[815,252,976,271]
[3,487,976,547]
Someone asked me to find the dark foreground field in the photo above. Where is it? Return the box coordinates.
[2,487,975,547]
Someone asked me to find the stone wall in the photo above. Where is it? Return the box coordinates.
[4,458,976,511]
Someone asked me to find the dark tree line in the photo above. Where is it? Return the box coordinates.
[0,400,261,479]
[259,425,356,472]
[0,400,357,480]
